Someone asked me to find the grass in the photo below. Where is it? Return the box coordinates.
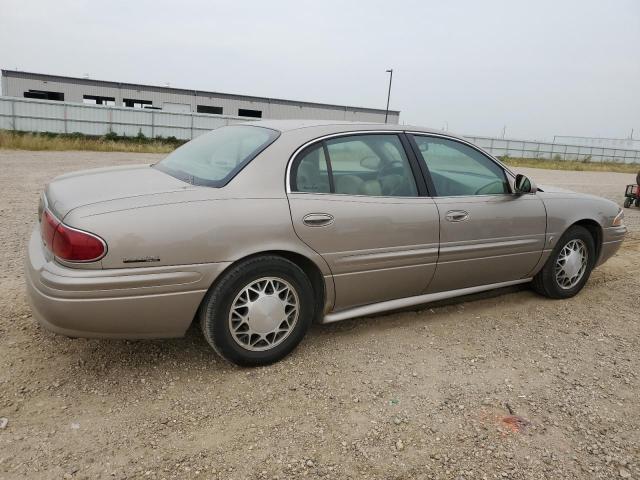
[0,130,183,154]
[501,156,639,174]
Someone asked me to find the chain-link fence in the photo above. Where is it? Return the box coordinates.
[464,135,640,164]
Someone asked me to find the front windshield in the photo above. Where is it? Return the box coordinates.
[155,125,279,187]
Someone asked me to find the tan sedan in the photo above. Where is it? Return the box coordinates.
[25,121,627,365]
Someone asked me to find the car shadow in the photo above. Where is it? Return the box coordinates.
[58,283,534,373]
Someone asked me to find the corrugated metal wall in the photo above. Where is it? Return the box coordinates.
[0,96,253,139]
[2,71,401,124]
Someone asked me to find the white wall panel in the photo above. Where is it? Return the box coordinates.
[2,72,398,123]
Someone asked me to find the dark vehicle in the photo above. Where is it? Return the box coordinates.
[624,184,640,208]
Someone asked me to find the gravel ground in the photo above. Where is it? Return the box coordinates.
[0,150,639,480]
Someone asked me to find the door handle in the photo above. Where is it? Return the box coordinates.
[303,213,334,227]
[445,210,469,222]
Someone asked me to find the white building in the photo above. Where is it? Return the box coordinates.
[1,70,399,123]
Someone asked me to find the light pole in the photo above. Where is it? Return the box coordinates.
[384,69,393,123]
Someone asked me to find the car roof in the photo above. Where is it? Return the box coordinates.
[240,119,448,136]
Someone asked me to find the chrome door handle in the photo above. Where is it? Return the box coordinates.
[445,210,469,222]
[303,213,334,227]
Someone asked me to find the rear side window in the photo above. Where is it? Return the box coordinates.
[155,125,279,187]
[292,145,331,193]
[291,134,418,197]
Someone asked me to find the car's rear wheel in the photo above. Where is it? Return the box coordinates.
[199,256,314,366]
[532,225,596,299]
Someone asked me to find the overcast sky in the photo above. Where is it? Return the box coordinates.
[1,0,638,140]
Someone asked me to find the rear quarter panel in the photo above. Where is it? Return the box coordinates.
[64,197,330,273]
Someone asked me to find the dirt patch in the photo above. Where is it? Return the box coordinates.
[0,150,639,479]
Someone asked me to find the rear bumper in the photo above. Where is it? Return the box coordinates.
[596,225,627,267]
[25,227,229,339]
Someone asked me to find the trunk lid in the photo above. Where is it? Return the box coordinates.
[45,164,191,219]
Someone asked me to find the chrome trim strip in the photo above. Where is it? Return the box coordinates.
[285,130,400,195]
[334,246,439,265]
[287,191,430,200]
[321,278,531,324]
[40,269,202,291]
[439,237,541,255]
[285,129,516,196]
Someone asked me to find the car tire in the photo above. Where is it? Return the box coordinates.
[199,255,314,367]
[532,225,596,299]
[624,198,632,208]
[635,199,640,208]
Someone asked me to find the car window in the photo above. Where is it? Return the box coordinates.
[325,135,418,197]
[412,136,509,196]
[155,125,279,187]
[291,144,331,194]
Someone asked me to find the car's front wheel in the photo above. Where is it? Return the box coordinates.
[199,256,314,366]
[532,225,596,299]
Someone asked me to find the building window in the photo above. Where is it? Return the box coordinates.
[238,108,262,118]
[24,90,64,101]
[197,105,223,115]
[123,98,153,108]
[83,95,115,106]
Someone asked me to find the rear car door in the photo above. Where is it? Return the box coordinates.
[287,132,439,311]
[407,133,547,293]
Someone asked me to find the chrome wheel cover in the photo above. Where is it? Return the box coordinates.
[228,277,299,352]
[554,239,588,290]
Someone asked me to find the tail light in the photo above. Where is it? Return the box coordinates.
[40,210,107,262]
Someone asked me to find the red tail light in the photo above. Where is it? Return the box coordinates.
[41,210,106,262]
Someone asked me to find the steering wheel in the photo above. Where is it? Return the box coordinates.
[475,180,505,195]
[377,160,404,177]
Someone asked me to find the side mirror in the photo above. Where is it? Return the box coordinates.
[515,174,537,194]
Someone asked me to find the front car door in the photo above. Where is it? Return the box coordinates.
[287,132,440,311]
[407,133,547,293]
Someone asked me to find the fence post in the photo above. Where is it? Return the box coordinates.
[151,111,155,139]
[11,99,16,131]
[64,104,68,134]
[190,113,194,139]
[564,145,568,161]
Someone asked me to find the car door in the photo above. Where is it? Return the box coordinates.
[407,133,546,293]
[287,132,440,311]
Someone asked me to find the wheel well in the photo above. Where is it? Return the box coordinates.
[228,250,326,323]
[572,219,602,261]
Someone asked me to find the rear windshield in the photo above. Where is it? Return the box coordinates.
[154,125,279,187]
